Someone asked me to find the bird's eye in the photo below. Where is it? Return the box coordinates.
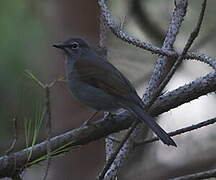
[70,42,79,49]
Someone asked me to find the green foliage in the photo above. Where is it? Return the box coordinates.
[0,0,48,145]
[28,141,80,167]
[25,104,45,150]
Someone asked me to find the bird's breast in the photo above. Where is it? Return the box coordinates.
[66,73,120,111]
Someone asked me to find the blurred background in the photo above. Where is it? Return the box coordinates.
[1,0,216,179]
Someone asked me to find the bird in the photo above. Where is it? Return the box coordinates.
[53,37,176,147]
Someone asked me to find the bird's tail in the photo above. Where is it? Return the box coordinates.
[127,104,176,147]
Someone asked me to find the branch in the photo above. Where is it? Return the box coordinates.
[150,72,216,116]
[99,71,216,178]
[185,51,216,70]
[97,0,211,178]
[98,0,185,57]
[135,116,216,146]
[0,114,132,178]
[97,0,167,54]
[43,86,52,180]
[98,0,216,69]
[146,0,207,108]
[98,121,138,179]
[169,168,216,180]
[103,0,188,178]
[144,0,188,106]
[0,71,216,178]
[6,116,18,155]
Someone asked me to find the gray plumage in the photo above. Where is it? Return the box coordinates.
[53,37,176,147]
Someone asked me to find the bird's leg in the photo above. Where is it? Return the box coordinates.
[104,111,110,118]
[83,111,99,126]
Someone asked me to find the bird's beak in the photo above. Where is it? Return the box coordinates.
[53,42,67,49]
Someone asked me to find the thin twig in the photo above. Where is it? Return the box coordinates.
[25,69,57,179]
[185,51,216,70]
[0,70,216,178]
[149,72,216,116]
[25,70,45,88]
[169,168,216,180]
[97,0,216,69]
[191,27,216,51]
[135,116,216,146]
[98,121,138,180]
[6,116,18,155]
[97,0,183,56]
[43,86,52,180]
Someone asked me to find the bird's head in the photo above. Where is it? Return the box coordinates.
[53,37,90,59]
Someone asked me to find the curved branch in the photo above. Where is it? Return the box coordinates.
[0,72,216,178]
[97,0,216,70]
[150,72,216,115]
[169,168,216,180]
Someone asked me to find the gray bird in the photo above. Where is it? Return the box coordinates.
[53,37,176,147]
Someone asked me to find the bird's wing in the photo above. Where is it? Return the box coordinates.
[73,57,137,100]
